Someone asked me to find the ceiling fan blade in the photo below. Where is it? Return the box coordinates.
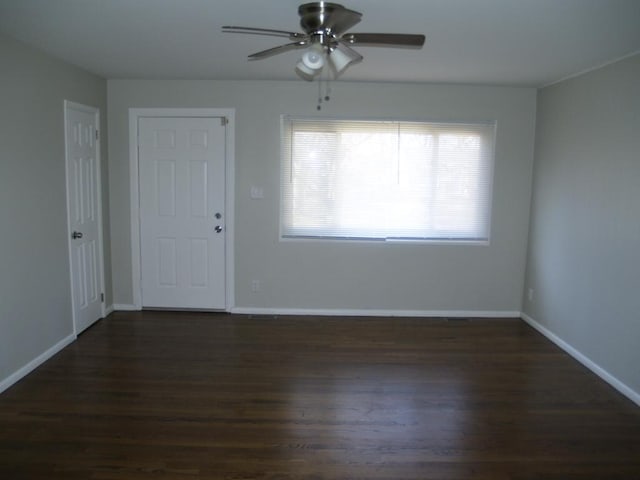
[342,33,426,48]
[298,3,362,36]
[248,41,308,60]
[222,26,305,40]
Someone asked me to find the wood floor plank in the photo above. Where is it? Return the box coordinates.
[1,311,639,479]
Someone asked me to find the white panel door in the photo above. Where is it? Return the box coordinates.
[65,102,103,333]
[139,117,226,309]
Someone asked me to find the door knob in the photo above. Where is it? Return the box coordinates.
[71,231,83,239]
[214,225,223,233]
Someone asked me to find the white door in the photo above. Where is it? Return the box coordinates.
[65,101,104,333]
[138,117,226,309]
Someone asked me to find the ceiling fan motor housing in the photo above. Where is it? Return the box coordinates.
[299,2,362,46]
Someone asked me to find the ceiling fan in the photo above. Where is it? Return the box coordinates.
[222,2,425,81]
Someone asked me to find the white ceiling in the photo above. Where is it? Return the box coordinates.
[1,0,639,87]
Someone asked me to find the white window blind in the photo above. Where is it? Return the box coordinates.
[281,117,495,241]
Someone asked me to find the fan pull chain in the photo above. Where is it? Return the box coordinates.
[316,62,332,111]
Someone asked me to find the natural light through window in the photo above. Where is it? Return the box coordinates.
[281,117,495,242]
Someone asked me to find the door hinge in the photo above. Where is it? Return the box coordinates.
[95,129,99,140]
[220,117,228,126]
[100,293,104,302]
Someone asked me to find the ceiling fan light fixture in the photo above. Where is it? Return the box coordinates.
[295,60,317,80]
[302,45,325,69]
[295,58,322,79]
[328,47,352,75]
[295,44,325,80]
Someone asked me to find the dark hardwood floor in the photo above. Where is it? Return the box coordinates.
[1,311,639,479]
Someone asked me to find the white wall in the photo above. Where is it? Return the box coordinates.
[0,34,109,386]
[523,54,640,399]
[108,80,536,314]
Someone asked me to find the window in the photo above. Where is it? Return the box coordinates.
[281,117,495,242]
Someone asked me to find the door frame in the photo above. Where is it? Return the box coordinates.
[129,108,235,311]
[64,100,106,333]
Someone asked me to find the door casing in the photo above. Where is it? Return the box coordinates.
[129,108,235,311]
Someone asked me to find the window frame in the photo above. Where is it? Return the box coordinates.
[280,115,497,245]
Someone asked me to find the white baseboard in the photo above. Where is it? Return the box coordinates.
[113,303,140,311]
[231,306,521,318]
[104,304,114,316]
[521,312,640,407]
[0,334,76,395]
